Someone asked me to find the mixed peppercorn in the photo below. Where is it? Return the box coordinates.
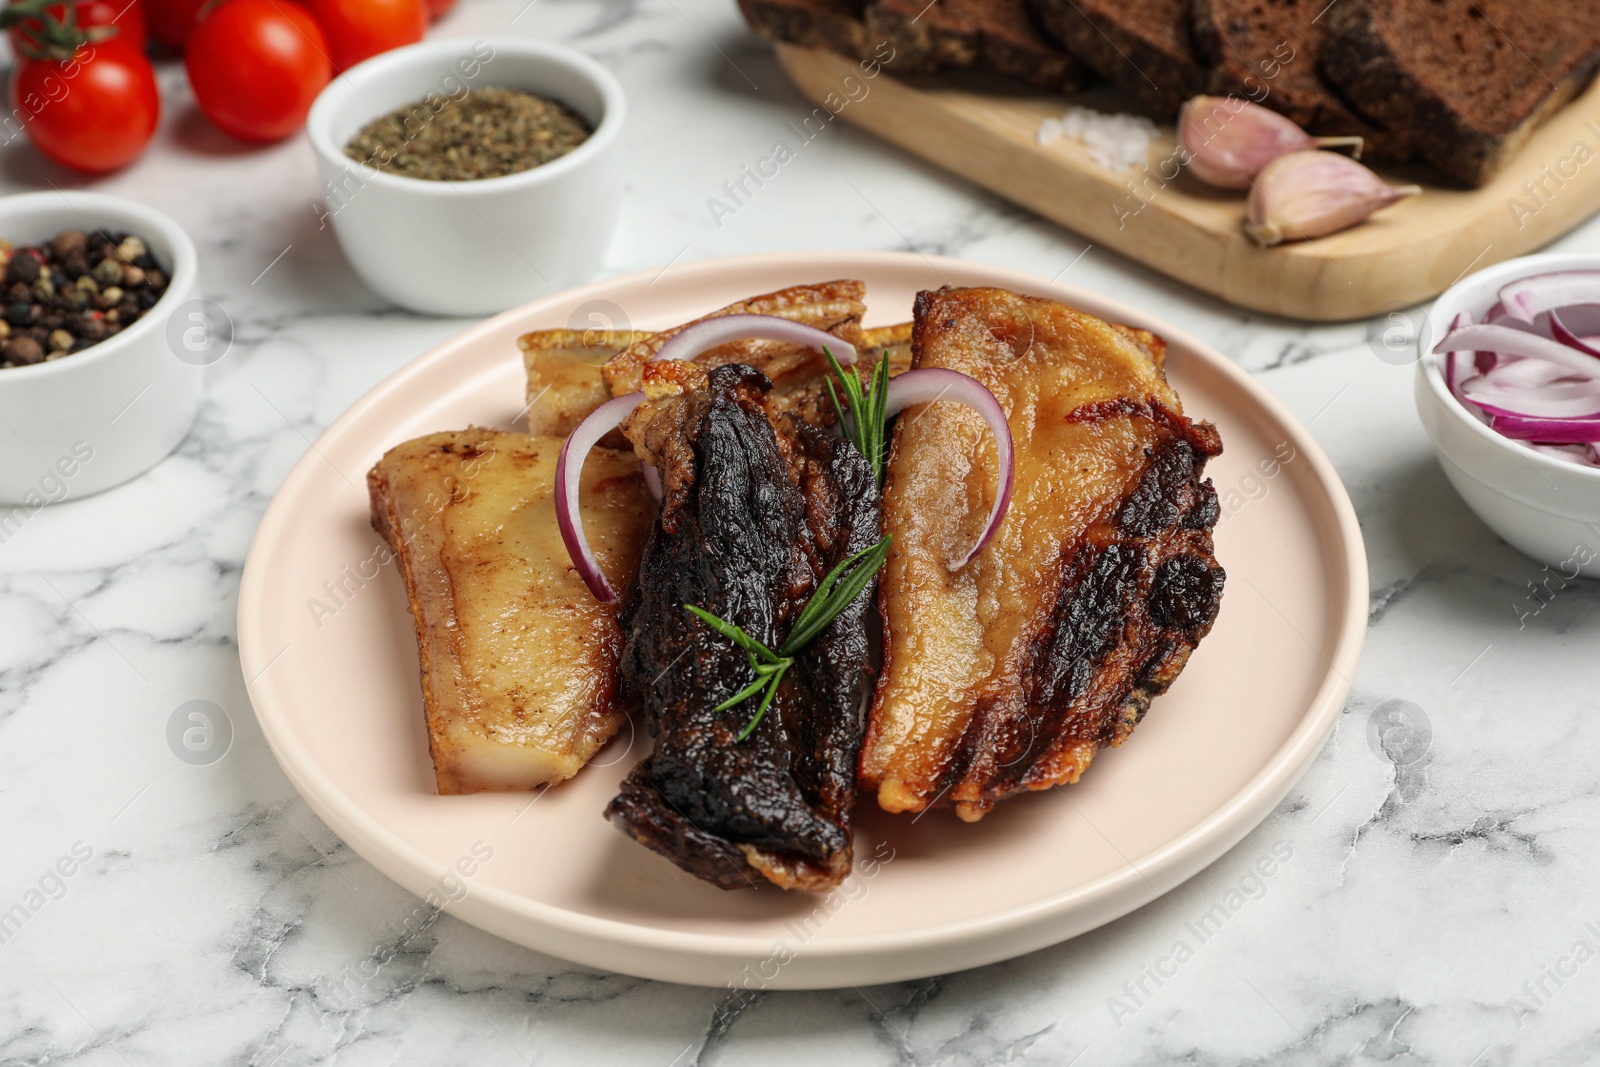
[0,229,170,369]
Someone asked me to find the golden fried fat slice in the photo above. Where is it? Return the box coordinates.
[518,328,648,437]
[368,428,655,794]
[864,321,913,376]
[860,288,1224,821]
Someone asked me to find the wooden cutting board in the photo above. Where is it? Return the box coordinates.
[775,43,1600,322]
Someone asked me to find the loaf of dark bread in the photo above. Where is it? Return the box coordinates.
[1190,0,1412,162]
[1029,0,1205,116]
[1320,0,1600,186]
[867,0,1090,91]
[737,0,873,59]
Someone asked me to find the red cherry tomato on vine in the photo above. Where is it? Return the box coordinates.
[7,0,147,57]
[304,0,423,72]
[185,0,329,142]
[144,0,203,48]
[10,38,158,172]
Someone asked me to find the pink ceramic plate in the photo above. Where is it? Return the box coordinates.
[238,252,1367,989]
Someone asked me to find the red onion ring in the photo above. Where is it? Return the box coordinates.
[555,391,645,602]
[1437,272,1600,466]
[640,461,663,502]
[1465,392,1600,421]
[1498,271,1600,321]
[1488,413,1600,444]
[1433,324,1600,382]
[1442,311,1475,411]
[1549,306,1600,358]
[884,368,1015,570]
[557,315,861,600]
[651,314,857,366]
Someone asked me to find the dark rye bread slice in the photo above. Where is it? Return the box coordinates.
[1191,0,1413,162]
[1030,0,1206,116]
[866,0,1090,91]
[1321,0,1600,186]
[737,0,872,59]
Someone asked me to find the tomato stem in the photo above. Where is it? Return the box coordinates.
[0,0,118,62]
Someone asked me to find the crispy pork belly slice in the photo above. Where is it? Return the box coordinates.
[860,287,1224,822]
[518,283,911,441]
[864,320,913,376]
[518,328,647,437]
[369,429,655,794]
[605,363,881,891]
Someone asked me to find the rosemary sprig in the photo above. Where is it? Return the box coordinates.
[824,345,892,486]
[683,534,891,741]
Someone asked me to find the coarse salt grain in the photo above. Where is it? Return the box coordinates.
[1037,106,1158,172]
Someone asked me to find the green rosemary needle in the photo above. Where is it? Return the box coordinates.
[683,535,891,741]
[824,345,892,486]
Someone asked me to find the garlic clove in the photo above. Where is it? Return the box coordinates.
[1245,150,1421,247]
[1179,95,1366,189]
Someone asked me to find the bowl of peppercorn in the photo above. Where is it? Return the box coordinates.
[0,191,200,505]
[306,37,625,317]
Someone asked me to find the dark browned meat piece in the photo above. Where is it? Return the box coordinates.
[606,363,881,891]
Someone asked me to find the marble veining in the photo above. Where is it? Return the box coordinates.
[3,0,1600,1062]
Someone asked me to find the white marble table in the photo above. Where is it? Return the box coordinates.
[3,1,1599,1062]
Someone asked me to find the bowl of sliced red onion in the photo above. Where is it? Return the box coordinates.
[1418,253,1600,575]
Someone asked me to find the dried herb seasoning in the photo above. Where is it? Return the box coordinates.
[343,87,594,182]
[0,230,170,370]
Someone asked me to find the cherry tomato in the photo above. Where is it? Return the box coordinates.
[10,38,158,171]
[7,0,147,56]
[185,0,329,142]
[144,0,203,48]
[424,0,455,19]
[305,0,423,72]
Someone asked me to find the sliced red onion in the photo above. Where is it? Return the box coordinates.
[1526,442,1593,465]
[884,369,1014,570]
[1433,324,1600,381]
[651,314,858,367]
[555,391,645,602]
[1549,306,1600,358]
[1526,442,1600,468]
[1461,360,1600,419]
[1484,303,1556,346]
[1442,311,1474,410]
[640,461,663,502]
[1436,275,1600,461]
[1498,271,1600,321]
[1489,413,1600,444]
[1467,394,1600,420]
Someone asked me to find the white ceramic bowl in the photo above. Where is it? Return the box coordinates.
[0,192,201,506]
[306,38,625,317]
[1416,252,1600,576]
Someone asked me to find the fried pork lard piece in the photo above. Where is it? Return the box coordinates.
[518,282,909,437]
[860,287,1225,821]
[520,324,913,438]
[518,328,648,437]
[605,362,881,891]
[369,429,654,794]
